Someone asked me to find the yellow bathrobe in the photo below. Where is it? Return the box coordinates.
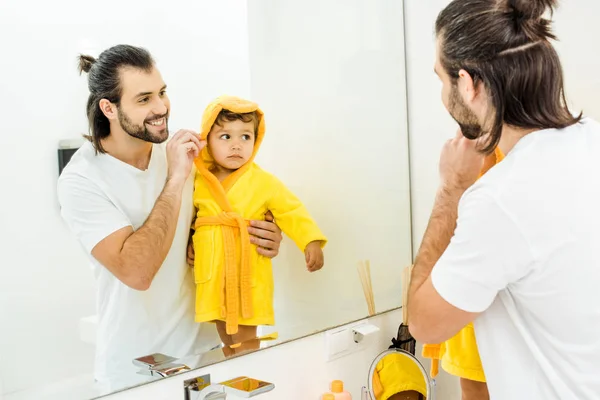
[192,95,327,335]
[422,146,505,383]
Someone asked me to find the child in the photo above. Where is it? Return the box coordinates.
[191,95,327,355]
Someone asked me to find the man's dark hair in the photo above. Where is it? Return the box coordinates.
[436,0,581,153]
[78,44,154,153]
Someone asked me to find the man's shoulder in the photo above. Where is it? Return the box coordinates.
[58,141,96,184]
[57,141,111,201]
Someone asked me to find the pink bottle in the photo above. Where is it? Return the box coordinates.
[329,380,352,399]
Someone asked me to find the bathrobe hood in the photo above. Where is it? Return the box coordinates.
[195,95,265,173]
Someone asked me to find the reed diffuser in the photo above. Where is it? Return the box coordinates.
[357,259,376,316]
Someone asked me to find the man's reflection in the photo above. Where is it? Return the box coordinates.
[57,44,283,390]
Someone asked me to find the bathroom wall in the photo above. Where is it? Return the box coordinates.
[246,0,412,341]
[552,1,600,121]
[0,0,251,396]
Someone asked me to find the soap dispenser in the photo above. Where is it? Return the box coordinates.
[330,380,352,399]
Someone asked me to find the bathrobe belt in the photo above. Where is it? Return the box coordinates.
[195,212,253,335]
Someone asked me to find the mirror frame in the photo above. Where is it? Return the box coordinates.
[367,348,433,400]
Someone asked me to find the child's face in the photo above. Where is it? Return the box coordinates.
[208,119,255,171]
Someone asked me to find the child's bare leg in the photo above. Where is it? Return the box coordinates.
[460,378,489,400]
[215,320,235,357]
[231,325,259,354]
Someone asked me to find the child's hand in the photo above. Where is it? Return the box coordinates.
[304,241,324,272]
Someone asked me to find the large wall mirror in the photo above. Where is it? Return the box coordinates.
[0,0,411,399]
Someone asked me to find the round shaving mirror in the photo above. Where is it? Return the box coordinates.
[367,348,433,400]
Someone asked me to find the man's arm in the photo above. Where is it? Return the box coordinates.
[407,131,484,343]
[59,130,204,291]
[407,131,534,344]
[407,185,478,343]
[92,178,186,290]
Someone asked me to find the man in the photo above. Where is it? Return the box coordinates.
[408,0,600,399]
[57,44,283,391]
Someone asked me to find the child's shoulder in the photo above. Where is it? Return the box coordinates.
[249,162,273,178]
[248,163,285,185]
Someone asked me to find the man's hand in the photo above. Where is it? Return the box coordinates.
[166,129,206,184]
[439,129,485,192]
[187,230,194,267]
[248,210,283,258]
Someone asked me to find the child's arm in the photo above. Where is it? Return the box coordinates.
[266,178,327,271]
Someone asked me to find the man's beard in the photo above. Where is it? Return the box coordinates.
[448,85,483,140]
[118,108,169,144]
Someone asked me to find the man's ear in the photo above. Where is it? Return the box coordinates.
[99,99,118,121]
[457,68,478,103]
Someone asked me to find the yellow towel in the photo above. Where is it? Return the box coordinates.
[422,146,505,382]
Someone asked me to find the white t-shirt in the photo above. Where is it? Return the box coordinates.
[432,117,600,400]
[57,141,218,392]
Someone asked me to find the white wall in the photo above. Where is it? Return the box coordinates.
[246,0,412,341]
[0,0,251,396]
[553,1,600,121]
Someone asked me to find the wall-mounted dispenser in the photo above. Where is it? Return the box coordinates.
[58,138,85,175]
